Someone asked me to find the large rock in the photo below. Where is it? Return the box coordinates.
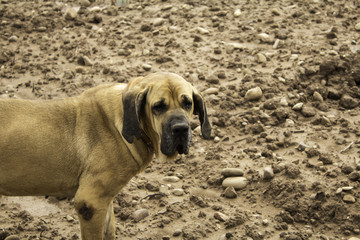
[340,95,359,109]
[222,177,248,190]
[245,87,262,101]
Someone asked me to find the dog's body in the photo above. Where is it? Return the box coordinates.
[0,72,211,240]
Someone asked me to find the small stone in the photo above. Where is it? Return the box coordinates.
[4,236,20,240]
[81,0,91,7]
[172,188,184,196]
[273,39,284,49]
[202,87,219,95]
[9,35,18,42]
[258,33,272,43]
[284,119,295,127]
[153,18,165,26]
[221,168,244,177]
[214,212,229,222]
[271,8,281,16]
[289,54,298,61]
[285,163,301,179]
[141,24,152,32]
[343,194,356,203]
[132,209,149,222]
[297,142,308,152]
[355,22,360,31]
[64,8,78,20]
[292,102,303,111]
[222,177,248,190]
[262,219,269,226]
[173,229,182,237]
[66,215,75,222]
[349,237,360,240]
[263,166,274,180]
[342,186,354,191]
[318,153,335,165]
[348,171,360,181]
[301,105,317,117]
[163,176,181,183]
[145,182,160,192]
[83,56,94,66]
[223,186,237,198]
[256,53,267,63]
[197,27,210,35]
[75,66,86,73]
[234,9,241,17]
[279,97,288,106]
[214,136,220,143]
[336,188,343,194]
[142,64,152,71]
[245,87,263,101]
[340,95,359,109]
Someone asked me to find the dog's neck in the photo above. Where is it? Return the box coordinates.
[140,130,154,153]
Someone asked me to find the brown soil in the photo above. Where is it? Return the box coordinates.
[1,0,360,239]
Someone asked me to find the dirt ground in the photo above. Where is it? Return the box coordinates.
[1,0,360,239]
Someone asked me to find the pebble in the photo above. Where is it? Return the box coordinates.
[284,119,295,127]
[81,0,91,7]
[83,56,94,66]
[153,18,165,26]
[245,87,262,101]
[256,53,267,63]
[214,212,229,222]
[222,177,248,190]
[64,8,78,20]
[263,166,274,180]
[289,54,298,61]
[202,87,219,95]
[66,215,75,222]
[340,95,359,109]
[221,168,244,177]
[163,176,181,183]
[173,229,182,237]
[258,33,272,43]
[271,8,281,16]
[223,186,237,198]
[355,22,360,31]
[132,209,149,222]
[349,237,360,240]
[214,136,220,143]
[9,35,18,42]
[297,142,308,152]
[280,97,288,106]
[273,39,283,49]
[313,91,323,102]
[234,9,241,17]
[343,194,356,203]
[4,236,20,240]
[197,27,210,35]
[172,188,184,196]
[142,64,152,71]
[301,105,317,117]
[292,102,303,111]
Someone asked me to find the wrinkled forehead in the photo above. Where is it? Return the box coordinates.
[147,73,193,101]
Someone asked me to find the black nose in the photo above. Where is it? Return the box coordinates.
[171,122,189,136]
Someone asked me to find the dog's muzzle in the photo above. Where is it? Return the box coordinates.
[161,115,191,156]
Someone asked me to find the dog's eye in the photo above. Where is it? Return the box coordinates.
[152,101,167,114]
[182,98,192,111]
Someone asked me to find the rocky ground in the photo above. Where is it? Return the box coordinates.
[1,0,360,239]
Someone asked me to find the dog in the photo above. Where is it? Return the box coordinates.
[0,72,211,240]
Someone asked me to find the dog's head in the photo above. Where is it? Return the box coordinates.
[122,72,211,160]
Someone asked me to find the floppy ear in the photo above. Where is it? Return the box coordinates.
[193,90,212,139]
[122,89,148,143]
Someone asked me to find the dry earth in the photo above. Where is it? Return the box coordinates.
[1,0,360,239]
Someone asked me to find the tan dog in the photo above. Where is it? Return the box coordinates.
[0,72,211,240]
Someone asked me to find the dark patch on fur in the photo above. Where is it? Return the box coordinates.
[78,202,94,221]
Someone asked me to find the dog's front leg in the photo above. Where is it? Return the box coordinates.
[103,201,115,240]
[74,187,114,240]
